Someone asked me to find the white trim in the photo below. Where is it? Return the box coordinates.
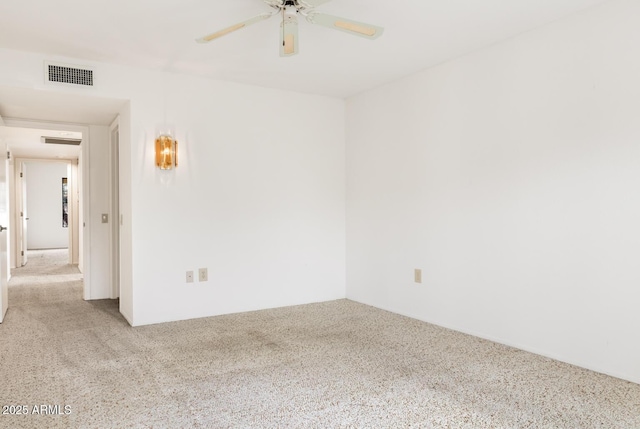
[81,126,91,300]
[7,154,14,270]
[108,117,120,300]
[70,160,79,265]
[0,146,8,323]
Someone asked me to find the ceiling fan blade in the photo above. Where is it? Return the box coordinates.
[196,12,273,43]
[305,12,384,39]
[263,0,284,7]
[279,12,299,57]
[297,0,333,8]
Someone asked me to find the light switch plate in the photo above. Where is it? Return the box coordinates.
[186,271,194,283]
[414,269,422,284]
[199,268,208,282]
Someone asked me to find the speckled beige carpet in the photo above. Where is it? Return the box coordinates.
[1,250,639,428]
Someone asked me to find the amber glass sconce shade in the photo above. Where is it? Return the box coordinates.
[155,134,178,170]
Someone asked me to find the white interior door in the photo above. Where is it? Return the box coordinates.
[0,144,9,322]
[22,163,27,266]
[16,161,27,267]
[70,160,79,265]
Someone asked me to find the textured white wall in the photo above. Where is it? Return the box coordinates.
[25,162,69,250]
[346,0,640,384]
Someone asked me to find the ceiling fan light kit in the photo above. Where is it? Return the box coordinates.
[196,0,384,57]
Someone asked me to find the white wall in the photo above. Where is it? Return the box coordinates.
[131,79,346,325]
[0,44,346,326]
[117,103,133,324]
[25,162,69,249]
[346,0,640,384]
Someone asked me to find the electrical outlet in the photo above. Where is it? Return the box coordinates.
[414,269,422,284]
[186,271,194,283]
[198,268,208,282]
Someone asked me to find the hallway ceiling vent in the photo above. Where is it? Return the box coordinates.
[45,61,94,86]
[42,137,82,146]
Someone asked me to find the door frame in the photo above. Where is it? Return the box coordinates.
[13,157,78,266]
[109,117,120,300]
[4,118,91,299]
[0,142,8,322]
[14,161,27,267]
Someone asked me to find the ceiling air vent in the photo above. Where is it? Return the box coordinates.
[45,62,94,86]
[42,137,82,146]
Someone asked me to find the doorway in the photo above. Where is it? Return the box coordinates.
[0,122,89,324]
[13,159,79,270]
[0,90,128,324]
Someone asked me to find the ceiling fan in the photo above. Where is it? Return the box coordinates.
[196,0,384,57]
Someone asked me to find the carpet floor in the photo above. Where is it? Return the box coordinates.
[0,249,639,428]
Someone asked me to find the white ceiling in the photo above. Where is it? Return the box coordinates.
[0,126,82,159]
[0,86,125,125]
[0,87,124,160]
[0,0,609,98]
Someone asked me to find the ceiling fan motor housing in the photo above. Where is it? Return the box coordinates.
[284,6,297,17]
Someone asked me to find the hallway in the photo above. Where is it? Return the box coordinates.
[0,249,123,429]
[8,249,91,314]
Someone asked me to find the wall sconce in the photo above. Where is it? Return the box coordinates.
[155,134,178,170]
